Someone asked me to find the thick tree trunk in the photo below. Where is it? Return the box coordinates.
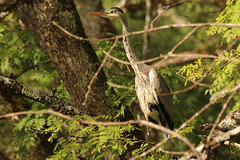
[14,1,145,158]
[17,0,113,117]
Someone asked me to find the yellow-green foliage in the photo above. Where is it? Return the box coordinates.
[179,0,240,99]
[178,58,205,86]
[206,0,240,98]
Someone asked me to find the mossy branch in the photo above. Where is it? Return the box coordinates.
[0,75,83,116]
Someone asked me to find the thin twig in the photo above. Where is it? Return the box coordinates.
[52,21,240,42]
[82,38,119,106]
[150,1,191,28]
[178,82,240,133]
[103,50,130,65]
[207,91,237,142]
[107,81,135,91]
[210,82,240,103]
[143,0,151,59]
[103,51,240,67]
[107,79,206,97]
[133,139,169,159]
[180,126,240,160]
[169,26,200,55]
[176,72,211,88]
[158,147,188,155]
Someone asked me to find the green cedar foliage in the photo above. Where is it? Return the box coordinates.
[178,1,240,158]
[0,23,49,78]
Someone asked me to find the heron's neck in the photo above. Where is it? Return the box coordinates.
[120,16,139,73]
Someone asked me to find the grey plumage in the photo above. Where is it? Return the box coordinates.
[90,7,173,139]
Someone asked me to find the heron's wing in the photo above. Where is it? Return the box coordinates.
[149,68,173,129]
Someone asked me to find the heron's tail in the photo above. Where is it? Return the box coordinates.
[149,116,172,139]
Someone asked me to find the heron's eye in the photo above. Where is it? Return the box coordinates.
[110,10,116,14]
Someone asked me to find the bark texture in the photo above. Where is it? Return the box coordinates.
[17,0,113,117]
[0,76,83,116]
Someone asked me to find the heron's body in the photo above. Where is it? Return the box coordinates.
[134,64,173,138]
[90,7,173,139]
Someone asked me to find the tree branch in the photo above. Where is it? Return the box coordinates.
[181,109,240,160]
[0,75,84,116]
[169,26,200,55]
[142,0,151,59]
[201,109,240,132]
[82,38,119,106]
[150,1,191,28]
[207,91,236,142]
[52,21,240,42]
[224,141,240,149]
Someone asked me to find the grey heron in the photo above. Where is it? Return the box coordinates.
[90,7,173,139]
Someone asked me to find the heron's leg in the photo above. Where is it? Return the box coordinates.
[145,114,150,149]
[145,115,149,137]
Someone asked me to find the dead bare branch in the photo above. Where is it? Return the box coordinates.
[52,21,240,42]
[142,0,151,59]
[158,147,188,155]
[224,141,240,149]
[207,91,237,142]
[150,1,191,28]
[178,82,240,133]
[180,126,240,160]
[82,38,119,106]
[103,50,130,65]
[107,81,135,91]
[103,51,240,70]
[201,109,240,132]
[169,26,200,55]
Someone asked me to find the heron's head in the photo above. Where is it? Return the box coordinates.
[89,7,125,20]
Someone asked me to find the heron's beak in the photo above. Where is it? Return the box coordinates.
[89,11,107,16]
